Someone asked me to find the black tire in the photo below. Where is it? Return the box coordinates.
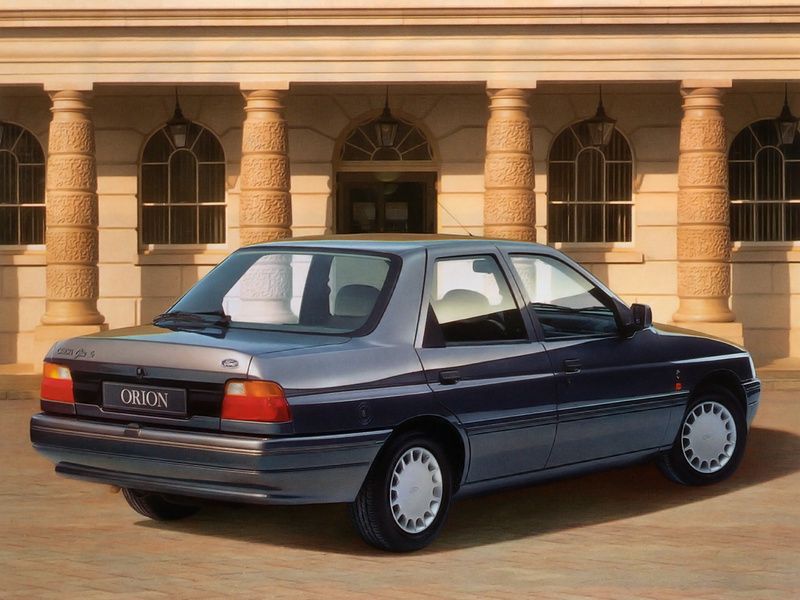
[350,432,453,552]
[658,385,747,486]
[122,488,200,521]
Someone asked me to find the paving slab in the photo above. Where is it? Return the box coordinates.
[1,391,798,599]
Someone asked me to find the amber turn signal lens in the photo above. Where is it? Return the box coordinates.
[222,380,291,423]
[41,362,74,403]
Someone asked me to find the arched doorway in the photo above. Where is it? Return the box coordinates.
[335,113,437,234]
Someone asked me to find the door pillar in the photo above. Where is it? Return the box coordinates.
[483,88,536,241]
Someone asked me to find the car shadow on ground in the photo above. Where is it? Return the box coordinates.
[138,426,800,555]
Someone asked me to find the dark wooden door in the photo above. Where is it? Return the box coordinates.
[336,172,436,234]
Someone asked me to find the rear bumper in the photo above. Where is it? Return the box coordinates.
[30,413,390,505]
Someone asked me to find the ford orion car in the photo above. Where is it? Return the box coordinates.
[30,235,761,552]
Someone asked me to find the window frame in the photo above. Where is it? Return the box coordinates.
[138,123,227,248]
[0,121,46,249]
[507,252,625,342]
[547,122,635,245]
[421,252,532,348]
[168,246,402,338]
[729,118,800,243]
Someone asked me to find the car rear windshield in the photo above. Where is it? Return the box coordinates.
[168,249,398,335]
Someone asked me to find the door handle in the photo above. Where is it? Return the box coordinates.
[439,369,462,385]
[563,358,582,374]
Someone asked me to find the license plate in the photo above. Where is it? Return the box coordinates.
[102,382,187,416]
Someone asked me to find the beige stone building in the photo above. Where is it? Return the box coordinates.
[1,1,800,366]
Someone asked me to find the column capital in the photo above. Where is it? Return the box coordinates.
[241,88,288,112]
[48,89,94,115]
[486,87,533,109]
[680,86,729,116]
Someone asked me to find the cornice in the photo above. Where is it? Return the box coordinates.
[2,5,799,88]
[2,6,800,28]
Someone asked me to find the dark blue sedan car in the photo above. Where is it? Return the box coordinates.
[31,236,760,551]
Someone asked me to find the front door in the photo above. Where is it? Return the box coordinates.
[505,253,677,467]
[336,172,436,234]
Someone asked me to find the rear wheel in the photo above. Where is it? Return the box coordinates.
[658,385,747,486]
[350,432,453,552]
[122,488,200,521]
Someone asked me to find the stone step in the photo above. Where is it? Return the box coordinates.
[0,376,40,401]
[756,358,800,391]
[757,373,800,391]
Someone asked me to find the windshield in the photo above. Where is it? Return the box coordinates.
[167,249,398,335]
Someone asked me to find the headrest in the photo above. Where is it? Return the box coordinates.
[334,284,381,318]
[436,289,490,323]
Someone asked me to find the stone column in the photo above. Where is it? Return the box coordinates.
[483,88,536,241]
[41,90,104,327]
[239,88,292,245]
[236,88,293,322]
[673,86,735,324]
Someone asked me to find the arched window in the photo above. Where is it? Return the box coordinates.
[340,117,432,162]
[140,122,225,245]
[547,123,633,243]
[0,122,45,245]
[729,119,800,241]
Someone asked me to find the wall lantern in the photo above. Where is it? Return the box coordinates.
[374,88,400,148]
[166,89,191,149]
[775,84,798,146]
[586,86,617,147]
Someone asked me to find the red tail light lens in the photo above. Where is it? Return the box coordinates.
[41,362,74,403]
[222,380,291,423]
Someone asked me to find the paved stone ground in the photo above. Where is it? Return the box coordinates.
[1,390,798,599]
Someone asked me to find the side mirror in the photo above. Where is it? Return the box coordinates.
[630,303,653,331]
[618,302,652,337]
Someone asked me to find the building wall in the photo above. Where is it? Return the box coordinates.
[93,91,245,330]
[726,87,800,361]
[531,86,683,329]
[0,84,797,364]
[287,90,489,239]
[0,92,49,364]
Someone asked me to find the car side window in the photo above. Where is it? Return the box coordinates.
[427,255,527,345]
[510,254,618,339]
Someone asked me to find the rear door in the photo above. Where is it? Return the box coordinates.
[415,248,558,483]
[505,253,676,467]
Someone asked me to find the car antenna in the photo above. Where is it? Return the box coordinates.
[436,198,474,237]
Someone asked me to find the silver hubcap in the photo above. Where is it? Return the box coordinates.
[390,447,443,534]
[681,401,737,474]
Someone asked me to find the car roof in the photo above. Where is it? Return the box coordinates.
[247,233,556,255]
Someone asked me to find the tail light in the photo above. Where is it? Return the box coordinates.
[41,362,74,403]
[222,380,291,423]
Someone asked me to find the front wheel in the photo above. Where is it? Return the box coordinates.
[122,488,200,521]
[350,432,453,552]
[658,385,747,486]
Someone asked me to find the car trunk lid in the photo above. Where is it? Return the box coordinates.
[48,324,348,430]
